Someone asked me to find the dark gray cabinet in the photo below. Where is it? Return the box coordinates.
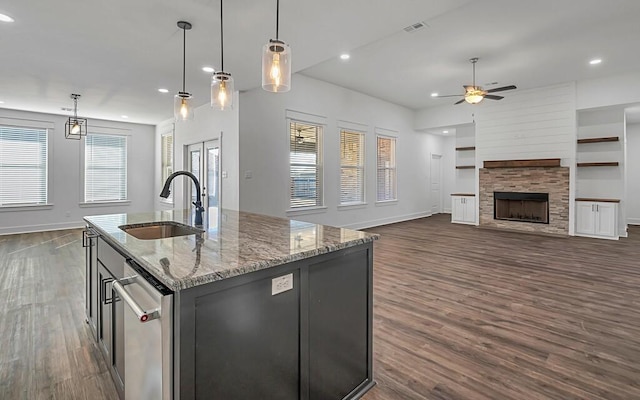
[178,244,374,400]
[194,271,300,399]
[96,237,126,399]
[308,249,369,400]
[83,227,99,340]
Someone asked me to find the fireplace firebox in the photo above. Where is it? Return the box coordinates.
[494,192,549,224]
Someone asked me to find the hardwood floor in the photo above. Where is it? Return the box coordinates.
[1,216,639,399]
[363,215,640,400]
[0,229,118,400]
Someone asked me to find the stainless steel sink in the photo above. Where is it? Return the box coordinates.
[119,221,204,240]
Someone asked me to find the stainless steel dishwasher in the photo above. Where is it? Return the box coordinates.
[113,260,174,400]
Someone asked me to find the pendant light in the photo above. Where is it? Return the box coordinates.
[211,0,234,110]
[65,94,87,140]
[262,0,291,92]
[174,21,194,121]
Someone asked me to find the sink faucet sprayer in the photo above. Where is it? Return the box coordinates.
[160,171,205,226]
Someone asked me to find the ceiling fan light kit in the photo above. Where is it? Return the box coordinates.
[211,0,234,110]
[65,94,87,140]
[439,58,517,105]
[174,21,194,121]
[262,0,291,93]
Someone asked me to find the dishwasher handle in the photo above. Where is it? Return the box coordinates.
[113,277,161,323]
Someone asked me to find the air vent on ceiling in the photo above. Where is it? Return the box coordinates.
[61,107,73,112]
[403,21,428,33]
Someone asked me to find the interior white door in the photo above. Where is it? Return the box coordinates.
[430,154,442,214]
[186,140,221,228]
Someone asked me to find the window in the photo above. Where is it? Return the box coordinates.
[0,125,48,206]
[289,121,323,208]
[160,132,174,201]
[340,130,365,205]
[85,134,127,202]
[377,136,396,201]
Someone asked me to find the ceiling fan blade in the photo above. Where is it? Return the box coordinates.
[486,85,516,93]
[484,94,504,100]
[454,99,466,105]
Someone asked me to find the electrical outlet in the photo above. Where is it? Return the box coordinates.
[272,273,293,296]
[244,170,252,179]
[222,171,228,178]
[65,211,71,218]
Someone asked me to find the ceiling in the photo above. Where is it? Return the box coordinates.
[1,0,640,125]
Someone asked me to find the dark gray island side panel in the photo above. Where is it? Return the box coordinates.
[177,243,374,400]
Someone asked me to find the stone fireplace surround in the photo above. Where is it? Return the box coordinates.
[479,163,570,235]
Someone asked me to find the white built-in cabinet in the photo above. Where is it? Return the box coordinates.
[575,200,618,240]
[451,195,476,225]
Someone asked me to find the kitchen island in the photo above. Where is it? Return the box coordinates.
[83,209,378,400]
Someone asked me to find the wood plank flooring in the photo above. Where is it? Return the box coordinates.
[363,215,640,400]
[1,216,639,399]
[0,229,118,400]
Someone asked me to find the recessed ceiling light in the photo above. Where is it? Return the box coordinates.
[431,92,439,97]
[589,58,602,65]
[158,88,169,93]
[443,130,449,134]
[202,66,215,73]
[121,115,129,119]
[0,13,14,23]
[340,53,350,60]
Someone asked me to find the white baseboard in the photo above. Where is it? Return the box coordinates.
[627,217,640,226]
[342,211,432,230]
[0,221,85,236]
[443,208,452,214]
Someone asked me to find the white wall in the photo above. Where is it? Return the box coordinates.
[154,96,240,212]
[626,123,640,225]
[475,83,577,165]
[238,74,446,229]
[577,70,640,111]
[441,135,456,213]
[453,124,476,195]
[0,108,155,235]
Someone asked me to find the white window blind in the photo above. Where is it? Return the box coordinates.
[85,134,127,202]
[377,136,397,201]
[161,133,174,201]
[290,121,323,208]
[340,130,365,204]
[0,125,48,206]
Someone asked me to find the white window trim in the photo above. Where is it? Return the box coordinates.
[79,200,131,208]
[375,132,398,203]
[0,119,54,210]
[160,127,175,205]
[80,129,131,203]
[287,115,326,210]
[338,126,367,206]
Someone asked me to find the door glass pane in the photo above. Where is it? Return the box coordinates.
[206,146,219,229]
[190,150,201,205]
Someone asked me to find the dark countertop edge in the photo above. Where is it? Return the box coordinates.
[84,216,379,291]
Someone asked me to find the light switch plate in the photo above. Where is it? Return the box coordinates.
[272,273,293,296]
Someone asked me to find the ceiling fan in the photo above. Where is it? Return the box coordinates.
[437,58,517,105]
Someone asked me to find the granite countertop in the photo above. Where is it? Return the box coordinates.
[84,209,378,291]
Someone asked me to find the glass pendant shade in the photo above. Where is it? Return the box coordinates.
[262,39,291,92]
[211,71,234,110]
[174,92,194,121]
[464,89,485,104]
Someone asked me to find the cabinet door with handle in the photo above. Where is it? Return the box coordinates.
[98,261,114,359]
[575,202,596,234]
[594,202,616,237]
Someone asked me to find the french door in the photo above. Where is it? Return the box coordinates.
[186,140,220,228]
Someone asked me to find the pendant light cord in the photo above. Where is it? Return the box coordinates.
[220,0,224,71]
[276,0,280,39]
[182,27,187,92]
[73,96,78,120]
